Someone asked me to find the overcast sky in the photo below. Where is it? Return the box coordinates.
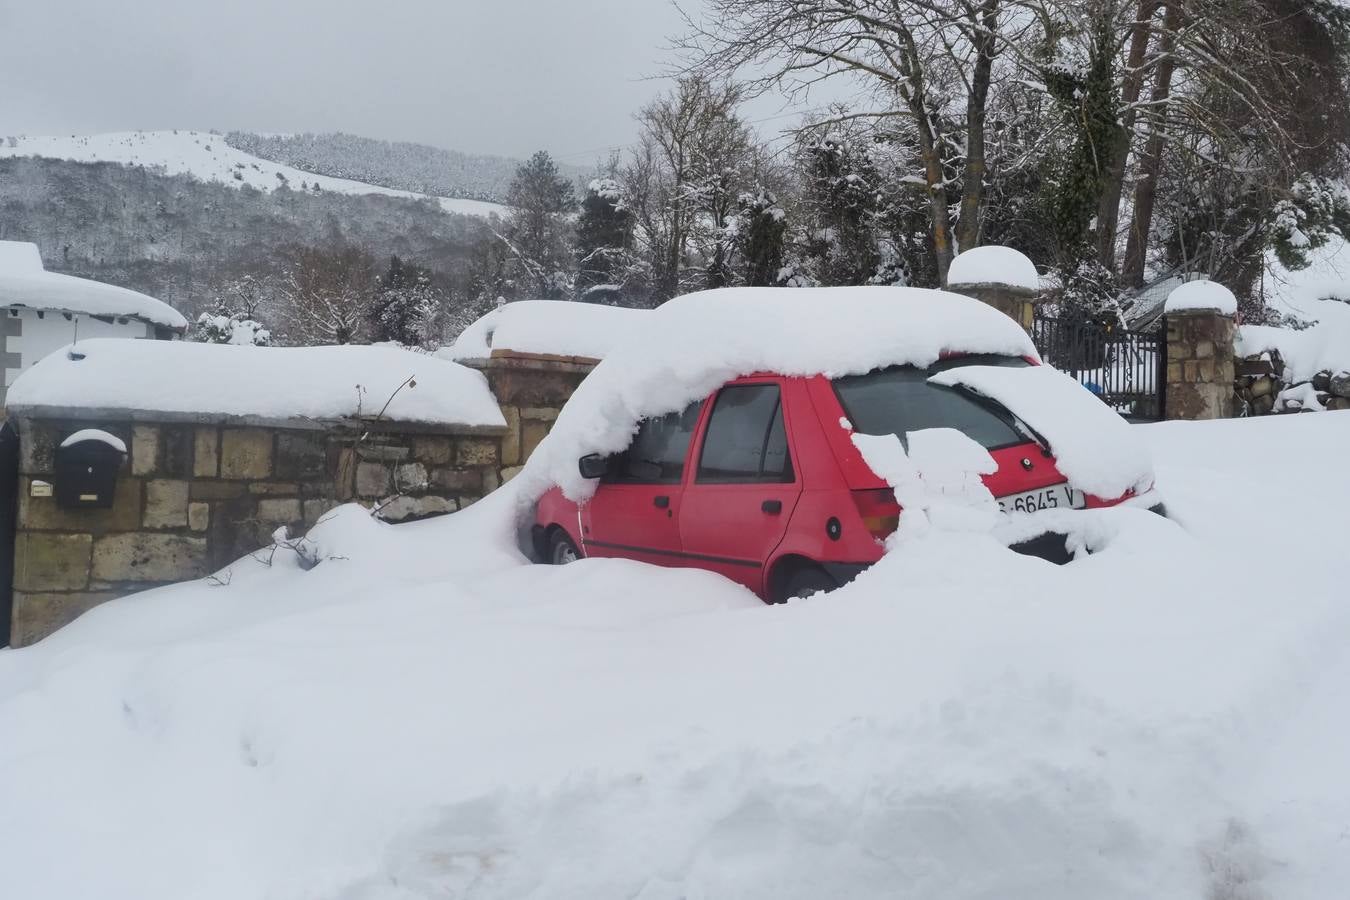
[0,0,819,164]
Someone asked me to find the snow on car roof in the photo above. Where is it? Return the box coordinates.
[0,241,188,330]
[516,285,1039,501]
[6,339,506,427]
[442,300,651,362]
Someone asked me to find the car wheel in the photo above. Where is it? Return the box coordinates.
[548,529,582,565]
[773,564,836,604]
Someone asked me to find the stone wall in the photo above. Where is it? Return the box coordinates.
[1235,350,1350,415]
[7,351,596,646]
[9,415,506,646]
[1165,310,1237,420]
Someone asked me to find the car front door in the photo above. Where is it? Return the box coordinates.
[679,381,802,594]
[580,401,703,567]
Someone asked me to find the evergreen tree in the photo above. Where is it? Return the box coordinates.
[575,176,634,302]
[504,150,576,298]
[366,255,437,346]
[733,188,786,287]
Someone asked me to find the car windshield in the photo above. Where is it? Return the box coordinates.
[833,355,1031,450]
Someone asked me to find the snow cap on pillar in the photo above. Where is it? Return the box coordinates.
[947,245,1040,292]
[1164,279,1237,317]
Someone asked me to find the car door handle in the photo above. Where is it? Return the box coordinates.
[761,499,783,515]
[653,495,670,509]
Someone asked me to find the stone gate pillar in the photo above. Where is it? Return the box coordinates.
[1163,281,1238,420]
[946,246,1043,333]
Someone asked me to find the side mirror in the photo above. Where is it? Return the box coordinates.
[578,453,611,480]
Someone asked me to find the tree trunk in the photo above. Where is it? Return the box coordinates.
[955,0,1000,253]
[1096,0,1162,269]
[1121,2,1181,288]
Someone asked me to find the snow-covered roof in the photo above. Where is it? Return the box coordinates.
[516,285,1038,501]
[1165,280,1237,316]
[0,241,188,329]
[947,246,1040,291]
[6,339,506,428]
[443,300,651,362]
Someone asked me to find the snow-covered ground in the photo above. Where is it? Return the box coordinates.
[2,410,1348,899]
[0,131,507,219]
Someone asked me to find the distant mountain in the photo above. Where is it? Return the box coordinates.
[224,131,587,204]
[0,130,508,218]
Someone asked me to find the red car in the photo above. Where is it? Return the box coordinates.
[533,353,1152,603]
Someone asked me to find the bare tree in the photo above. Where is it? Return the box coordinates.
[276,243,377,345]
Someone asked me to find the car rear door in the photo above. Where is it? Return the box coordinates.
[581,401,703,567]
[679,380,802,593]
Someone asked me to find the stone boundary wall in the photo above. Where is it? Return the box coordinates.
[7,351,596,646]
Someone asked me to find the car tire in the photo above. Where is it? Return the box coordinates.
[548,529,582,566]
[773,564,836,604]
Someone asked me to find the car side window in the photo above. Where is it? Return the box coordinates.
[696,384,794,484]
[603,401,702,484]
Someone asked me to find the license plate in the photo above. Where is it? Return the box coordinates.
[997,483,1084,514]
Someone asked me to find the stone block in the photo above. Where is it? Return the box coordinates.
[1194,339,1215,360]
[521,406,560,422]
[396,462,428,490]
[356,462,392,498]
[456,438,499,466]
[188,502,210,532]
[92,533,208,583]
[481,467,501,494]
[1197,359,1216,383]
[248,482,300,495]
[303,498,337,526]
[132,425,160,475]
[1167,362,1182,384]
[521,420,551,461]
[19,422,58,474]
[14,533,92,592]
[275,432,328,480]
[9,591,119,647]
[356,443,409,462]
[143,479,190,529]
[377,494,457,522]
[161,426,193,478]
[501,465,524,482]
[412,435,454,466]
[431,467,483,492]
[1331,371,1350,399]
[499,405,522,466]
[1183,360,1200,382]
[220,429,273,480]
[19,476,142,532]
[193,427,220,477]
[190,480,247,501]
[257,498,303,524]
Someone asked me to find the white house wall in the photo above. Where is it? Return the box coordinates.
[3,308,153,405]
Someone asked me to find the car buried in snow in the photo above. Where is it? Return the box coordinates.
[527,286,1164,603]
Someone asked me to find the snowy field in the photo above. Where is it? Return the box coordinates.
[0,131,506,219]
[2,411,1348,899]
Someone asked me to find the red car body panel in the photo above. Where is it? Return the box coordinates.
[535,357,1136,602]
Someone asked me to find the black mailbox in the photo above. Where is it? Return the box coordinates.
[55,432,126,509]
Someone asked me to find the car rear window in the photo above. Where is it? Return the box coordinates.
[833,355,1031,450]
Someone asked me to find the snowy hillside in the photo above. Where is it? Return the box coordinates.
[2,411,1349,899]
[0,131,506,219]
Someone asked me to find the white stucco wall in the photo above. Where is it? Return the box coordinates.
[3,308,156,399]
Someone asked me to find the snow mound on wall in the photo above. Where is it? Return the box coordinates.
[0,240,187,329]
[1238,319,1350,383]
[5,339,505,426]
[930,364,1155,498]
[442,300,650,362]
[519,285,1040,501]
[0,131,506,219]
[1165,279,1237,315]
[947,245,1040,290]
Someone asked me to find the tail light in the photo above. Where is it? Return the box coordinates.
[851,488,900,540]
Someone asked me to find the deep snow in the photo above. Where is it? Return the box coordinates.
[2,412,1349,899]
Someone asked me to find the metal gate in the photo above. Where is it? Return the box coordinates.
[1031,314,1166,421]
